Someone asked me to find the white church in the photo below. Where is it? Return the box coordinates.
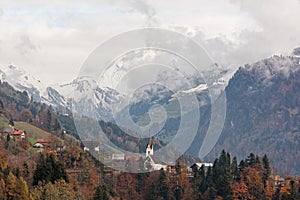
[144,137,168,171]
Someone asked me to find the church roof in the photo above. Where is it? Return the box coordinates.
[146,155,167,165]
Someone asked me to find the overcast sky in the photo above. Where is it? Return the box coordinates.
[0,0,300,85]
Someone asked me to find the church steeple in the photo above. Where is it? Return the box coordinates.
[146,137,153,156]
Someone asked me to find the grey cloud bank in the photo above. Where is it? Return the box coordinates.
[0,0,300,84]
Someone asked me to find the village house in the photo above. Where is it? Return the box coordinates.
[33,139,50,148]
[0,127,26,141]
[11,129,26,140]
[270,175,286,188]
[0,127,13,140]
[2,127,13,134]
[81,141,100,152]
[112,153,125,160]
[83,146,90,151]
[33,143,43,148]
[56,145,66,152]
[190,162,213,170]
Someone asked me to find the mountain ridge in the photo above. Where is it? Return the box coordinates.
[203,53,300,175]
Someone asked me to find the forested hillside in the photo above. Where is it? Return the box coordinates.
[204,55,300,175]
[0,81,61,134]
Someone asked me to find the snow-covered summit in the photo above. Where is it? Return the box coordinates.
[0,62,231,122]
[0,64,45,102]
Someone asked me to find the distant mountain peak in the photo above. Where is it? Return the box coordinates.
[8,64,17,70]
[0,58,231,122]
[292,47,300,56]
[242,54,300,83]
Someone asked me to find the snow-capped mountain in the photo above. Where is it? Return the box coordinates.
[0,64,44,102]
[0,64,67,108]
[0,60,232,123]
[54,77,125,121]
[0,64,125,121]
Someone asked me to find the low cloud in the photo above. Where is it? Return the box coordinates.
[187,0,300,72]
[204,0,300,68]
[1,0,300,84]
[127,0,156,17]
[15,35,39,55]
[111,0,158,26]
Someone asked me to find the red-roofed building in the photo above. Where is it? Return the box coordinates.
[125,154,139,161]
[11,129,26,140]
[36,139,49,144]
[33,139,50,150]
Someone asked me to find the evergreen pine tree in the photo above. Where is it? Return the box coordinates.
[262,154,271,184]
[199,164,205,179]
[5,134,10,149]
[199,179,207,194]
[213,151,233,199]
[46,109,52,130]
[206,166,213,188]
[9,118,14,127]
[255,155,261,165]
[149,182,158,200]
[33,153,69,185]
[246,153,256,166]
[192,165,199,178]
[158,169,169,200]
[239,160,247,170]
[231,156,239,181]
[94,185,109,200]
[174,186,181,200]
[207,187,216,200]
[6,134,10,142]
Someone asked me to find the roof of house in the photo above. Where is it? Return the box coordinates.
[191,162,213,168]
[11,129,25,135]
[146,155,167,165]
[2,127,14,133]
[37,139,49,143]
[271,175,285,182]
[125,154,139,161]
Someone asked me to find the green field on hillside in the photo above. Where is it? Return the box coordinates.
[14,122,51,141]
[0,115,9,128]
[0,116,52,144]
